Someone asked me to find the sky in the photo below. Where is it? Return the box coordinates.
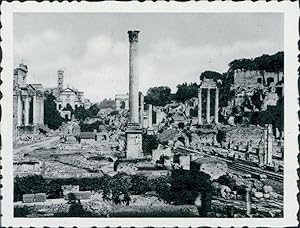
[14,13,283,102]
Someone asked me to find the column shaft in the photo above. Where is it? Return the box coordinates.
[206,88,211,124]
[24,96,30,126]
[17,95,22,126]
[33,95,38,124]
[148,104,153,128]
[140,94,144,127]
[215,87,219,124]
[128,31,140,124]
[41,97,44,124]
[198,87,202,124]
[37,97,41,123]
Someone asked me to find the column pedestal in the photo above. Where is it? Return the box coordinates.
[126,123,143,159]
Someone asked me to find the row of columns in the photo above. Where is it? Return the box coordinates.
[17,94,44,126]
[198,87,219,124]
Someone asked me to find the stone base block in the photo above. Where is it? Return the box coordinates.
[126,123,143,159]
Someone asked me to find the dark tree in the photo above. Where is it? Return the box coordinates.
[130,175,148,195]
[44,93,64,130]
[200,71,223,81]
[74,106,89,121]
[159,169,212,216]
[144,86,172,106]
[14,175,48,202]
[88,104,100,117]
[175,82,198,102]
[102,173,132,205]
[142,134,159,155]
[228,51,283,73]
[98,98,116,109]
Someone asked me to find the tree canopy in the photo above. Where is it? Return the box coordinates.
[98,98,115,109]
[44,93,64,130]
[175,82,198,102]
[200,71,223,81]
[228,51,283,73]
[144,86,172,106]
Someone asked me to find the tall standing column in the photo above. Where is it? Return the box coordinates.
[198,87,202,124]
[33,95,38,125]
[24,96,30,126]
[37,97,41,123]
[128,31,140,124]
[215,87,219,124]
[40,96,44,124]
[206,88,211,124]
[140,93,144,128]
[126,31,143,159]
[17,95,22,126]
[148,104,153,129]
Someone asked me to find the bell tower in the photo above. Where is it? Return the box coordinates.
[57,70,64,95]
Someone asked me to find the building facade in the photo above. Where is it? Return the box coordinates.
[45,70,91,118]
[13,63,45,136]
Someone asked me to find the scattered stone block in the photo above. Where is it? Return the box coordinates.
[254,192,264,199]
[263,185,273,193]
[259,174,267,180]
[65,191,91,200]
[264,193,270,199]
[62,185,80,196]
[22,193,46,203]
[22,194,35,203]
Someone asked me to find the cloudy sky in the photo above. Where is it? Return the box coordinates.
[14,13,283,102]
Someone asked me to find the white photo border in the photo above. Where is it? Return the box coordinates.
[0,1,298,227]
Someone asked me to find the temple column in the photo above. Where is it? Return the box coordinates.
[24,96,30,126]
[198,87,202,124]
[140,93,144,128]
[33,95,38,125]
[215,87,219,124]
[40,96,44,124]
[206,88,211,124]
[37,97,41,123]
[148,104,153,129]
[17,95,22,126]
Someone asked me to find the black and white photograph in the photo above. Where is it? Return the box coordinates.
[1,1,299,227]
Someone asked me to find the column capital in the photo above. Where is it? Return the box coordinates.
[128,31,140,43]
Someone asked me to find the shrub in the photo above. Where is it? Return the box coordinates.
[142,134,159,155]
[216,174,236,190]
[130,175,149,195]
[14,206,31,217]
[102,173,132,205]
[168,169,212,205]
[14,175,48,202]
